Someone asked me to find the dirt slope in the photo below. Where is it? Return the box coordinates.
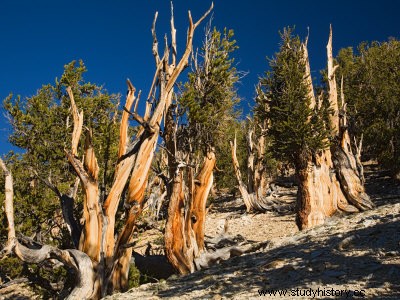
[2,165,399,299]
[106,166,400,299]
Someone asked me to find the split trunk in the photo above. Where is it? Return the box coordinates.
[296,26,373,229]
[165,151,216,274]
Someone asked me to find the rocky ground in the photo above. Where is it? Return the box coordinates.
[106,164,400,299]
[2,164,399,299]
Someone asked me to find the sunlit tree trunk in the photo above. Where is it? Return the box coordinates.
[296,26,373,230]
[165,150,216,274]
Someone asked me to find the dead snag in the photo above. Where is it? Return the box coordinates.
[106,3,213,292]
[230,127,270,212]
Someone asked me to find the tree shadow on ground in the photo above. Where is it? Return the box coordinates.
[157,213,400,299]
[208,195,247,215]
[365,168,400,207]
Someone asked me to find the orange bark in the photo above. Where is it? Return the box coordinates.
[191,151,216,250]
[296,26,372,230]
[165,151,216,274]
[165,170,191,274]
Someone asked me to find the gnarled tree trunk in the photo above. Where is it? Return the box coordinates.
[165,145,274,273]
[1,158,95,299]
[165,150,216,274]
[296,25,373,230]
[230,124,270,212]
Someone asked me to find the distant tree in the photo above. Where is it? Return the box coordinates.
[230,111,276,212]
[257,26,373,229]
[335,39,400,178]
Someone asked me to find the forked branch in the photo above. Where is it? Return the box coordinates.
[164,2,214,94]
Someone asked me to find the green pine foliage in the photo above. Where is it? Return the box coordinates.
[257,27,329,167]
[3,60,121,203]
[180,28,239,128]
[1,61,121,289]
[179,27,243,189]
[335,39,400,175]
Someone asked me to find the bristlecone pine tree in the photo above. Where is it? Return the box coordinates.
[163,25,243,274]
[257,26,374,230]
[335,38,400,179]
[0,4,213,298]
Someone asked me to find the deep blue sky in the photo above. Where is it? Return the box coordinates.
[1,0,399,154]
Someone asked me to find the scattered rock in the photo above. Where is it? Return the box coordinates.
[337,235,357,250]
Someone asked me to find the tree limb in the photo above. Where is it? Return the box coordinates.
[170,1,177,67]
[0,158,16,253]
[31,169,81,248]
[14,244,95,299]
[327,24,339,134]
[67,87,83,156]
[1,159,95,299]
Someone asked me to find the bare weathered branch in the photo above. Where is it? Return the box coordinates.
[151,11,160,66]
[133,90,141,114]
[302,36,316,110]
[354,134,365,184]
[14,244,95,299]
[170,1,177,66]
[327,24,339,134]
[163,2,214,95]
[193,2,214,29]
[67,87,83,156]
[355,133,363,158]
[230,135,252,212]
[65,150,91,186]
[118,80,136,159]
[0,158,16,252]
[340,75,345,105]
[147,59,163,102]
